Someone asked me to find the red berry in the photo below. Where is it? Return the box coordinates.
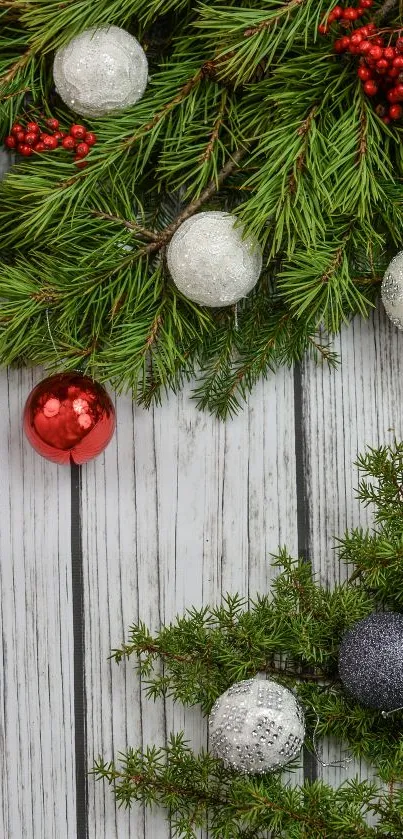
[318,24,328,35]
[34,142,45,152]
[372,37,384,47]
[384,47,396,61]
[62,135,76,150]
[376,59,389,74]
[389,104,402,120]
[358,65,372,81]
[75,141,89,158]
[11,123,24,136]
[46,118,60,130]
[359,26,370,36]
[26,122,40,134]
[387,87,399,102]
[363,79,378,95]
[349,43,361,55]
[369,46,383,60]
[331,5,343,18]
[393,55,403,68]
[42,134,58,150]
[69,124,87,140]
[359,40,372,53]
[17,143,33,156]
[4,135,16,149]
[351,32,363,45]
[74,157,88,169]
[388,67,400,78]
[394,83,403,99]
[24,132,38,146]
[382,115,392,124]
[53,131,64,142]
[84,131,97,146]
[15,130,26,143]
[343,7,360,20]
[334,38,345,52]
[359,0,373,6]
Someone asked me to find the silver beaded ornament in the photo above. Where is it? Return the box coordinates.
[208,678,305,774]
[166,211,263,307]
[381,251,403,331]
[53,26,148,117]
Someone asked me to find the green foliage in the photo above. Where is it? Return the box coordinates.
[95,441,403,835]
[0,0,401,416]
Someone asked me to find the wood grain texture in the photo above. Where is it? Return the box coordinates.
[301,304,403,787]
[0,369,76,839]
[80,372,298,838]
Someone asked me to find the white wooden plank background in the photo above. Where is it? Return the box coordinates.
[2,140,403,836]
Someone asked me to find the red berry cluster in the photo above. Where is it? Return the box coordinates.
[319,2,403,123]
[318,0,374,34]
[4,118,97,164]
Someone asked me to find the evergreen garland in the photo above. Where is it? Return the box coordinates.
[0,0,401,416]
[94,441,403,837]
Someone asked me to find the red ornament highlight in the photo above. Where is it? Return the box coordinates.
[23,373,116,465]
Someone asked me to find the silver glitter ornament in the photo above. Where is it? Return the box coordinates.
[53,26,148,118]
[381,251,403,331]
[208,678,305,774]
[166,211,262,307]
[338,612,403,711]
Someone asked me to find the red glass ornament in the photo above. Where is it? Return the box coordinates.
[23,373,116,465]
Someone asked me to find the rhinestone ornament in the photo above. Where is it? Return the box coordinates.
[23,373,116,465]
[166,211,263,307]
[208,678,305,774]
[53,26,148,118]
[338,612,403,711]
[381,251,403,330]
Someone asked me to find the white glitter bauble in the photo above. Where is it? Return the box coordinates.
[166,211,262,307]
[208,678,305,774]
[53,26,148,117]
[381,251,403,330]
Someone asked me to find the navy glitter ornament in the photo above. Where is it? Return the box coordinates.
[338,612,403,711]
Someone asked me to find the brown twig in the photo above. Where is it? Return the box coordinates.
[0,49,32,89]
[91,210,158,241]
[376,0,399,23]
[243,0,305,37]
[144,147,246,255]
